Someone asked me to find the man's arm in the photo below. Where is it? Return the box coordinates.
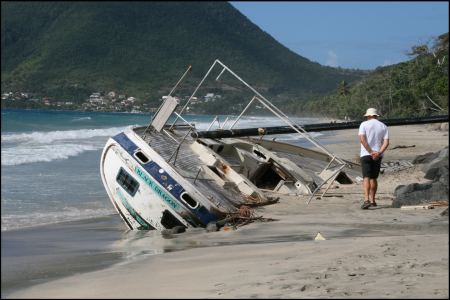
[359,134,373,154]
[372,138,389,160]
[379,138,389,155]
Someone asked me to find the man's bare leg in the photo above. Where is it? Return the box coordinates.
[363,177,370,201]
[369,178,378,203]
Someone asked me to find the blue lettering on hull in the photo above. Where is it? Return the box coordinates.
[135,166,180,211]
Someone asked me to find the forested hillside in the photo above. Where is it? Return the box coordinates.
[1,1,363,107]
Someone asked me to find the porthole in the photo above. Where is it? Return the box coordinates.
[180,192,199,209]
[134,150,150,164]
[253,149,267,160]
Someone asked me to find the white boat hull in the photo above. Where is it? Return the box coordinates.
[100,129,226,230]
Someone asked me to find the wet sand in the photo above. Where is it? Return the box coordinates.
[5,123,449,299]
[1,216,127,296]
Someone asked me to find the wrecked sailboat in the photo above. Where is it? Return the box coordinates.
[100,60,352,231]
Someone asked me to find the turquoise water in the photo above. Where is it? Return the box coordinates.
[0,108,326,296]
[1,109,323,231]
[1,109,149,231]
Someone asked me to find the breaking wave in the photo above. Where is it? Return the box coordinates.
[71,116,92,122]
[1,126,127,166]
[1,116,324,166]
[1,127,126,144]
[1,206,116,232]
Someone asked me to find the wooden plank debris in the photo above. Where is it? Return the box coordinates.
[400,205,435,210]
[429,200,449,207]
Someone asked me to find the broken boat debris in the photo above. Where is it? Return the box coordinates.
[101,59,445,232]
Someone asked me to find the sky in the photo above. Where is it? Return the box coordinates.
[230,1,449,70]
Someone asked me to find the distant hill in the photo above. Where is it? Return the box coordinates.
[296,33,449,119]
[1,1,364,108]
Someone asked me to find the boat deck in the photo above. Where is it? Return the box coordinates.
[139,127,200,173]
[133,126,248,209]
[134,125,357,202]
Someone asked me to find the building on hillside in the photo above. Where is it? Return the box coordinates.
[204,93,221,103]
[189,96,199,104]
[1,93,11,100]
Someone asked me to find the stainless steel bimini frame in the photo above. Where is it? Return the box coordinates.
[147,59,349,203]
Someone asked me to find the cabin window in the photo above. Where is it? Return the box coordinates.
[134,150,150,164]
[335,171,353,184]
[253,149,267,160]
[116,167,140,197]
[251,163,283,190]
[180,192,199,209]
[161,210,186,229]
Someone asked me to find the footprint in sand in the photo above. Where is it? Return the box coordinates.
[409,263,418,269]
[358,254,376,260]
[300,284,313,292]
[280,284,294,290]
[383,246,397,256]
[422,261,442,268]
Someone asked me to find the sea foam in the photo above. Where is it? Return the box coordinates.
[1,206,116,232]
[1,117,323,166]
[1,126,127,166]
[1,126,126,143]
[71,116,92,121]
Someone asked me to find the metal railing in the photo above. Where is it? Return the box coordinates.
[143,59,348,202]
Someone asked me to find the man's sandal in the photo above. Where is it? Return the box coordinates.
[361,200,371,209]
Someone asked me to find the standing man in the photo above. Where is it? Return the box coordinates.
[358,108,389,209]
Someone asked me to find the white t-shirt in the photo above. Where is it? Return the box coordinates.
[358,119,389,157]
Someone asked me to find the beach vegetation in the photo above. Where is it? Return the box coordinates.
[298,33,449,119]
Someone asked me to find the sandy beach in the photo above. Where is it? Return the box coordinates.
[6,123,449,299]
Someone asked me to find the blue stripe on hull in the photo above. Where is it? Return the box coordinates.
[112,132,218,226]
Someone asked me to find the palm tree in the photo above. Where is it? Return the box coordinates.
[338,80,349,96]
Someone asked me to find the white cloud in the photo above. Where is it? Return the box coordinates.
[382,59,392,66]
[326,50,338,67]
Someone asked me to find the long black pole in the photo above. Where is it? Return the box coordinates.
[195,115,449,139]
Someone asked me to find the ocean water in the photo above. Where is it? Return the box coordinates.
[1,108,331,296]
[1,109,323,232]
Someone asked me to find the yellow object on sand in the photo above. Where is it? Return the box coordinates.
[314,232,326,241]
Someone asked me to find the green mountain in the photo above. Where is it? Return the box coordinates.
[297,33,449,119]
[1,1,364,107]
